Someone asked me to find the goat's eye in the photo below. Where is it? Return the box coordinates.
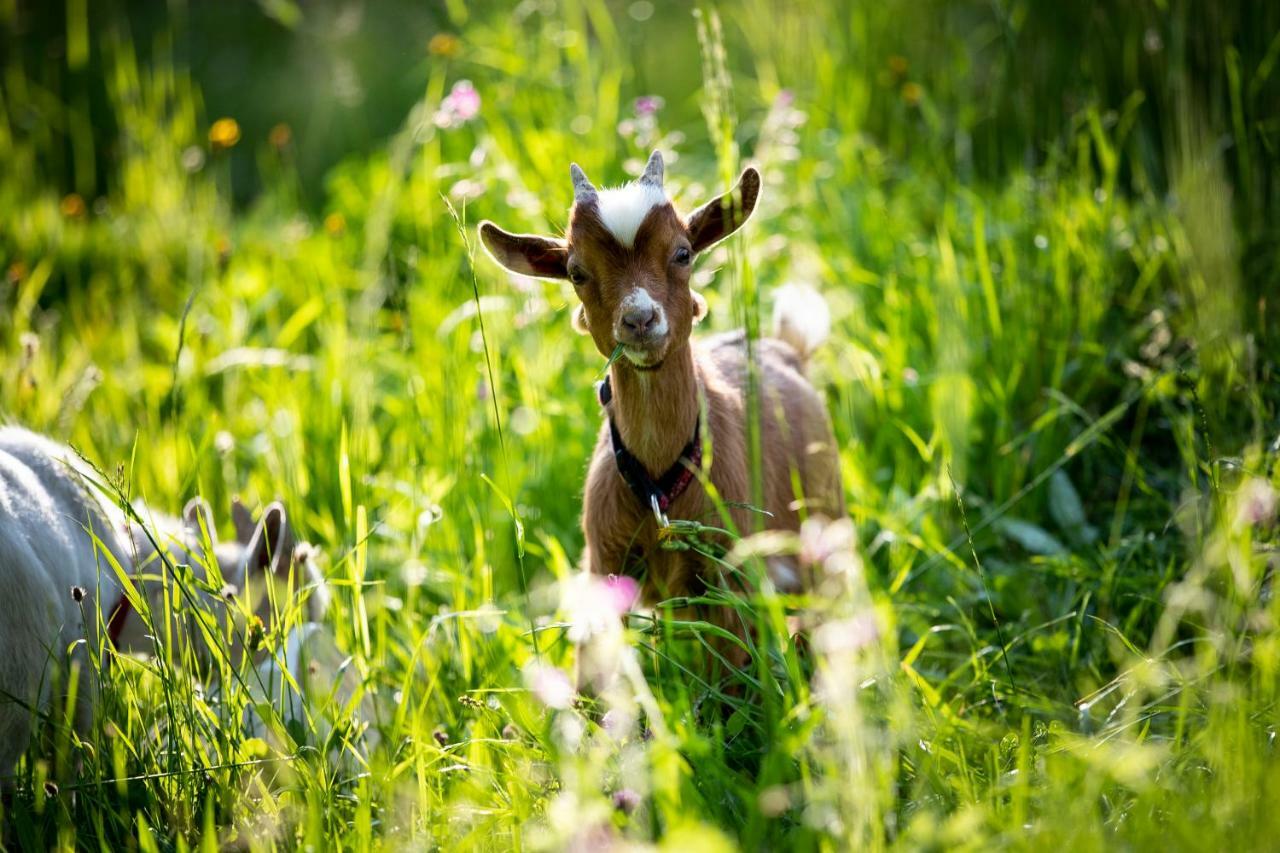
[568,266,588,286]
[672,246,692,266]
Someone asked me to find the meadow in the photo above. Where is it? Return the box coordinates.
[1,0,1279,849]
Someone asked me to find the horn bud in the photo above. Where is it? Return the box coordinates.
[639,150,664,188]
[569,163,597,203]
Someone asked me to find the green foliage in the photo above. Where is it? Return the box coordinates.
[1,0,1278,849]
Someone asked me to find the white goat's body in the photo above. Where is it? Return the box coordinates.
[0,426,329,779]
[0,427,133,776]
[237,621,380,765]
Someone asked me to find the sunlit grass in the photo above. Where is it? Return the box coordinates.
[1,0,1278,849]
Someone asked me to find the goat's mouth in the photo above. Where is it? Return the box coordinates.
[621,340,667,369]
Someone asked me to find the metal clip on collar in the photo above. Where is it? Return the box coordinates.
[650,494,670,528]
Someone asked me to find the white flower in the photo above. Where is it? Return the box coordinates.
[812,612,879,655]
[560,573,637,645]
[799,517,859,575]
[1237,477,1278,528]
[524,663,574,710]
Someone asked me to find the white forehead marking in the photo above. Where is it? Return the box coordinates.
[595,182,668,248]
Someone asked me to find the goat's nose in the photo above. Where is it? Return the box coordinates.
[621,305,658,336]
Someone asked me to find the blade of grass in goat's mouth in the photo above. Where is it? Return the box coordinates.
[599,343,625,378]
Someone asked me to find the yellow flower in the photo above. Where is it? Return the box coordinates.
[268,122,292,150]
[428,32,462,58]
[888,55,909,77]
[901,82,923,106]
[60,193,86,219]
[324,212,346,236]
[209,117,241,150]
[6,260,27,284]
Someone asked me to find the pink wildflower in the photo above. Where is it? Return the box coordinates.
[435,80,481,128]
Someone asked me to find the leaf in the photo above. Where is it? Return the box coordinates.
[481,473,525,558]
[726,708,748,737]
[1048,470,1099,545]
[239,736,271,761]
[994,517,1068,556]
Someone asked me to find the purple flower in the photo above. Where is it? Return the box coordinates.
[633,95,664,117]
[775,89,795,108]
[435,80,481,128]
[600,707,635,739]
[1238,478,1278,527]
[612,788,642,814]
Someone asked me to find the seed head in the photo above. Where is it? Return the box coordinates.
[612,788,642,814]
[247,615,266,651]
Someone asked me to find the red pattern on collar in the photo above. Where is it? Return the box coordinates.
[106,591,132,648]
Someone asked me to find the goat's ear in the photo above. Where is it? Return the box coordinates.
[571,304,591,335]
[231,496,256,544]
[687,167,761,254]
[478,221,569,279]
[691,290,708,325]
[245,501,294,575]
[183,497,217,545]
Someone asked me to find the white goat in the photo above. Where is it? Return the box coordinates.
[0,426,328,778]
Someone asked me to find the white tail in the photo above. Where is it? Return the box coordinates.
[771,282,831,360]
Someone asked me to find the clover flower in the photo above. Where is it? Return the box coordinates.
[560,573,638,644]
[525,663,575,710]
[434,80,481,129]
[633,95,664,116]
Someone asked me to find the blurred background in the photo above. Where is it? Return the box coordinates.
[6,1,1278,224]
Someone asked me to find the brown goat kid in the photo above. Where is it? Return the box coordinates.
[480,152,843,663]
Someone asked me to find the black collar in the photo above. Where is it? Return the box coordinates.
[597,374,702,526]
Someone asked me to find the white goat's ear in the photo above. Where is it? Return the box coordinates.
[571,304,591,335]
[183,497,217,545]
[245,501,294,575]
[478,221,569,279]
[231,496,256,544]
[691,290,708,325]
[687,166,761,254]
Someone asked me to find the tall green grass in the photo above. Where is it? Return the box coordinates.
[1,0,1278,849]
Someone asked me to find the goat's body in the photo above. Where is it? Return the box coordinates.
[0,428,132,777]
[0,426,329,779]
[582,328,843,632]
[480,151,844,671]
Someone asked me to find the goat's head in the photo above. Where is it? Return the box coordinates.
[124,496,329,665]
[479,151,760,370]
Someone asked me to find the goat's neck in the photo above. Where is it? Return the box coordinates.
[608,341,700,477]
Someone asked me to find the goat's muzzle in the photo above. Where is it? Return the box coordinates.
[614,289,670,366]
